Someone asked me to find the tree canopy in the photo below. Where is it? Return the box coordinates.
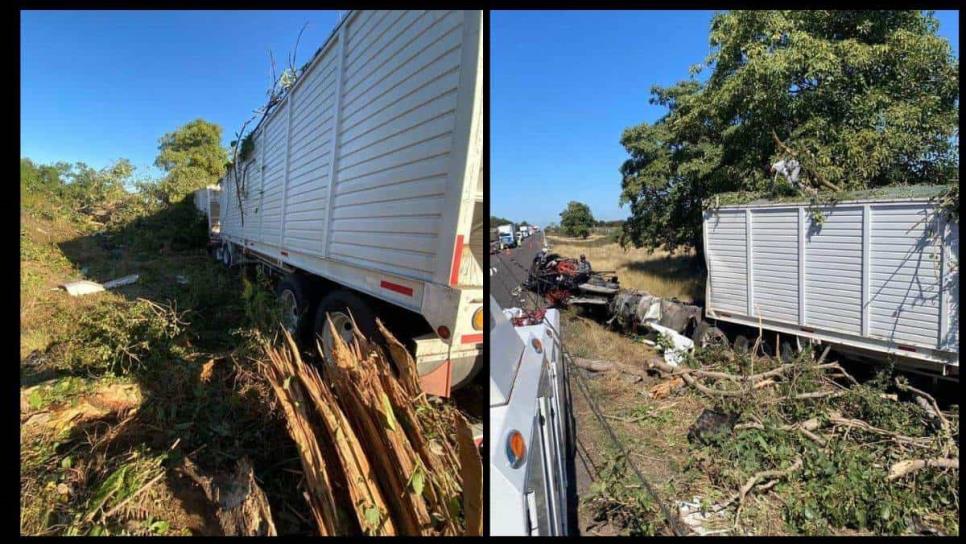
[154,119,228,203]
[560,201,595,238]
[619,10,959,256]
[490,215,513,227]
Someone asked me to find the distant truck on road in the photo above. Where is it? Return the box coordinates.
[498,224,517,249]
[703,186,959,379]
[208,9,484,396]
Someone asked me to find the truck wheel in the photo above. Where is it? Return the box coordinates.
[449,357,483,390]
[734,335,750,354]
[276,275,316,346]
[314,290,380,366]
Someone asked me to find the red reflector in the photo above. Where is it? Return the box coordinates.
[898,345,917,352]
[280,250,288,256]
[800,327,815,333]
[437,326,451,339]
[449,234,464,286]
[461,333,483,345]
[380,280,413,296]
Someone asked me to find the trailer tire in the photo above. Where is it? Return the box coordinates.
[314,290,381,366]
[276,275,316,347]
[734,335,750,354]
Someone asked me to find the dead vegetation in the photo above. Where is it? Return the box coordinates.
[262,323,482,536]
[563,311,959,536]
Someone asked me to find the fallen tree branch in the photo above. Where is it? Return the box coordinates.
[734,417,827,445]
[887,458,959,481]
[827,411,934,449]
[573,356,649,377]
[894,378,952,447]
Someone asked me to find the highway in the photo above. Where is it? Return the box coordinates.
[490,231,547,310]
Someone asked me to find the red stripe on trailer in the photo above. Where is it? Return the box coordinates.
[461,333,483,345]
[449,234,464,286]
[380,280,413,297]
[898,345,917,352]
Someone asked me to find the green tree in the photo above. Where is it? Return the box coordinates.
[64,160,133,211]
[619,10,959,256]
[154,119,228,203]
[560,201,595,238]
[490,215,513,227]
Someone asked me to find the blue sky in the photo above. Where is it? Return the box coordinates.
[21,10,345,179]
[491,10,960,228]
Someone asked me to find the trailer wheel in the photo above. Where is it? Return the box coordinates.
[276,275,316,346]
[734,335,750,354]
[314,290,380,366]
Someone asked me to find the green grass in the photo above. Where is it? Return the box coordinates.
[20,185,310,536]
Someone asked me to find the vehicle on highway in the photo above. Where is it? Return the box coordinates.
[498,223,518,249]
[208,9,484,397]
[704,186,959,379]
[490,296,574,536]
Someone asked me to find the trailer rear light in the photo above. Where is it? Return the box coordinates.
[472,307,484,330]
[506,430,526,468]
[531,338,543,354]
[436,326,451,339]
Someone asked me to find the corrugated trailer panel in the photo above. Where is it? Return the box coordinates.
[944,222,959,352]
[706,209,748,314]
[705,192,958,368]
[259,101,288,245]
[242,137,264,243]
[751,209,799,322]
[284,46,338,256]
[328,10,466,282]
[869,204,942,347]
[804,206,863,334]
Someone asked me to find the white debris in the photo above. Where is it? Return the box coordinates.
[502,307,524,320]
[102,274,139,289]
[60,274,139,297]
[677,496,731,536]
[647,322,694,367]
[59,280,106,297]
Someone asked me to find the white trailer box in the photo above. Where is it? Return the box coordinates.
[703,186,959,376]
[218,10,484,394]
[193,185,221,238]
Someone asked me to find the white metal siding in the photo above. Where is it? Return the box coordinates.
[804,206,864,334]
[751,209,799,322]
[284,44,339,256]
[868,204,942,348]
[259,102,288,245]
[705,198,959,365]
[943,221,959,352]
[328,10,466,281]
[706,210,748,314]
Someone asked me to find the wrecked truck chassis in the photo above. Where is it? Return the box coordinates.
[523,253,726,348]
